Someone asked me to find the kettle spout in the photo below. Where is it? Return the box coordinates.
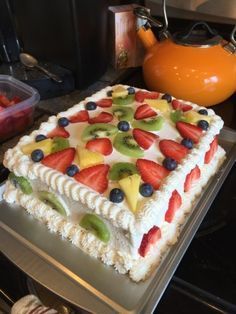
[137,26,158,50]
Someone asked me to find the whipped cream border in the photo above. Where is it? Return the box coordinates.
[3,85,224,239]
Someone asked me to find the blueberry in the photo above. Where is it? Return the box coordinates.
[117,121,130,132]
[58,117,69,127]
[35,134,47,142]
[198,109,208,115]
[109,188,124,203]
[163,157,177,171]
[139,183,154,197]
[85,101,97,110]
[181,138,194,149]
[127,86,135,94]
[31,149,44,162]
[161,93,172,103]
[198,120,209,130]
[107,90,113,97]
[66,164,79,177]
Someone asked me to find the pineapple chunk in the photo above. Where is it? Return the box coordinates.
[184,111,211,124]
[119,174,141,212]
[21,138,53,155]
[77,147,104,169]
[112,85,128,98]
[144,99,170,113]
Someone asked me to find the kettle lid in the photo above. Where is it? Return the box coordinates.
[173,21,222,47]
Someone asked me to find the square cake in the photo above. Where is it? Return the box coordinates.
[3,85,225,281]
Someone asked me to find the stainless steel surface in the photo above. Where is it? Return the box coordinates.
[133,7,163,28]
[0,128,236,313]
[19,53,63,83]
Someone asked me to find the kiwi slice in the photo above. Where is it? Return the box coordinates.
[112,94,135,106]
[132,116,164,131]
[109,162,138,181]
[112,106,134,122]
[9,172,33,195]
[170,110,187,123]
[82,123,118,141]
[79,213,110,243]
[51,137,69,153]
[38,191,67,216]
[113,133,144,158]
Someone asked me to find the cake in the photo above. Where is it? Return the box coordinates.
[3,85,225,282]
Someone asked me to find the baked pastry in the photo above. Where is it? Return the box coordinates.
[3,85,225,281]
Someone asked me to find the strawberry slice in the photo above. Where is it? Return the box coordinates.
[133,128,159,150]
[96,98,112,108]
[204,136,218,164]
[134,104,157,120]
[159,139,188,163]
[42,148,75,173]
[74,164,110,194]
[85,138,113,156]
[165,190,182,223]
[47,127,70,138]
[136,159,169,190]
[172,99,193,112]
[135,90,159,102]
[138,226,161,257]
[0,94,10,107]
[184,165,201,192]
[176,121,203,144]
[89,112,113,124]
[11,96,22,104]
[69,110,89,123]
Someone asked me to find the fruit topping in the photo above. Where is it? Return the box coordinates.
[35,134,47,142]
[181,138,194,149]
[204,136,218,164]
[112,94,135,106]
[79,213,110,243]
[139,183,154,197]
[138,226,161,257]
[85,138,113,156]
[106,90,113,97]
[113,133,144,158]
[88,112,113,124]
[109,188,125,203]
[51,137,69,153]
[165,190,182,223]
[159,139,188,163]
[136,159,169,190]
[81,123,118,141]
[38,191,67,216]
[176,121,203,144]
[133,128,158,150]
[170,110,186,123]
[66,164,79,177]
[74,164,110,194]
[9,172,33,195]
[96,98,112,108]
[127,86,135,94]
[132,116,164,131]
[117,121,130,132]
[134,104,157,120]
[144,99,170,113]
[42,147,75,173]
[118,174,141,212]
[85,101,97,110]
[197,120,209,130]
[161,93,172,103]
[171,99,192,112]
[184,111,211,124]
[0,94,11,106]
[162,157,177,171]
[58,117,69,127]
[69,110,89,123]
[31,149,44,162]
[21,138,52,155]
[135,90,159,102]
[184,165,201,192]
[112,106,134,122]
[77,148,104,169]
[47,127,70,138]
[198,109,208,115]
[112,85,128,98]
[109,162,138,181]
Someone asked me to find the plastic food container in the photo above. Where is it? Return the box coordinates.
[0,75,40,142]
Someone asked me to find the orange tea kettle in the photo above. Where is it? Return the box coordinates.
[134,5,236,106]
